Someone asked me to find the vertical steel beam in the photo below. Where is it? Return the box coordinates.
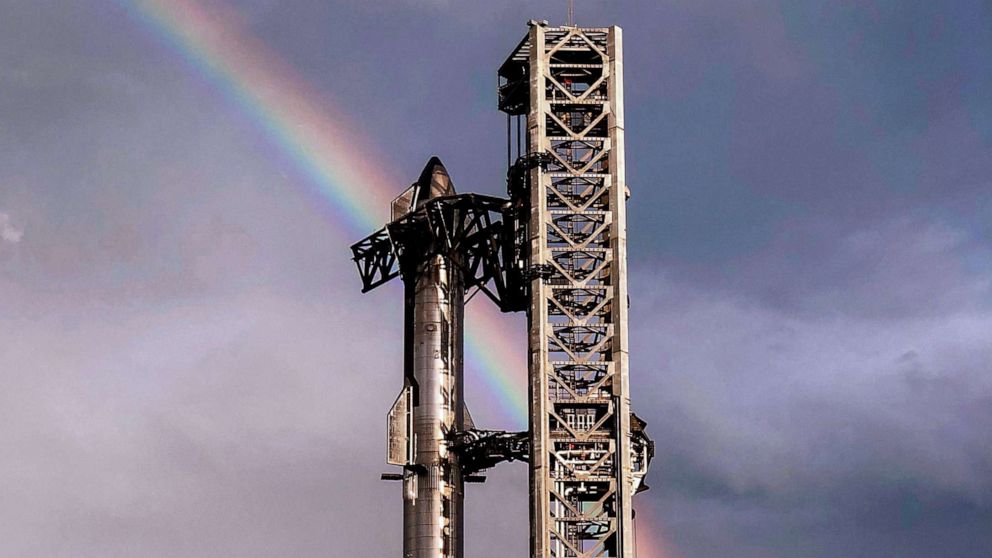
[606,27,635,556]
[525,22,551,558]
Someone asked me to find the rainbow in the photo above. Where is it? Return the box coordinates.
[117,3,673,555]
[635,503,680,558]
[117,0,528,427]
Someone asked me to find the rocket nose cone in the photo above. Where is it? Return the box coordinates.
[416,156,457,202]
[389,157,458,221]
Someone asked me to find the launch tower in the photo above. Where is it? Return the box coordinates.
[352,20,651,558]
[499,22,652,558]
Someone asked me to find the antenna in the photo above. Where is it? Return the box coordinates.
[567,0,574,26]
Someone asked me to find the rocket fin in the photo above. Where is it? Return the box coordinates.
[462,402,476,431]
[387,385,414,466]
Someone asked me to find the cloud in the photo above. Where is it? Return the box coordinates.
[0,288,407,557]
[0,213,23,244]
[1,1,989,557]
[727,215,992,318]
[630,226,992,556]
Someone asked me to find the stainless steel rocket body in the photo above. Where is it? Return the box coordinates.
[403,253,465,558]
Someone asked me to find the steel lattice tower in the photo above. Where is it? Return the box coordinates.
[499,22,652,558]
[352,19,651,558]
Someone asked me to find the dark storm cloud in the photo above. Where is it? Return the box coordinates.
[0,1,989,557]
[721,215,991,318]
[630,266,992,557]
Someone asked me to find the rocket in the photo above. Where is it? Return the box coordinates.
[382,158,468,558]
[351,158,529,558]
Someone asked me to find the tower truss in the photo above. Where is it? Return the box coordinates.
[499,23,652,558]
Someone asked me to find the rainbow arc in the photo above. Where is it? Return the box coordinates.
[120,3,671,556]
[120,0,528,427]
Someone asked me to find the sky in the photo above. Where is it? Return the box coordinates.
[1,1,990,557]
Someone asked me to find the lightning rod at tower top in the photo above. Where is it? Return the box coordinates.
[351,17,654,558]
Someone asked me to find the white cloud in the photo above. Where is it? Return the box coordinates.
[0,212,23,244]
